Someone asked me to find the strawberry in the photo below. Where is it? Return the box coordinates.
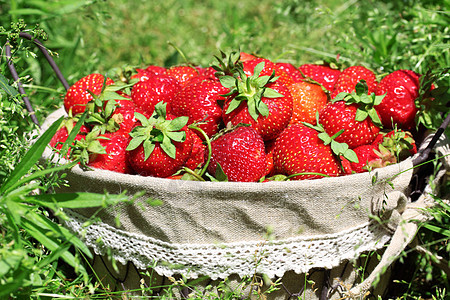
[130,73,181,116]
[184,131,206,170]
[299,64,341,92]
[350,143,396,173]
[287,81,328,125]
[239,52,257,62]
[171,76,229,138]
[375,69,421,130]
[221,62,293,141]
[126,102,193,178]
[64,73,114,115]
[272,124,341,180]
[208,125,266,182]
[145,65,167,75]
[166,65,200,86]
[275,62,304,83]
[347,128,416,174]
[319,81,383,148]
[130,68,154,82]
[88,132,133,174]
[331,66,377,99]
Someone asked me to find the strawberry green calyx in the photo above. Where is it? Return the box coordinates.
[220,62,283,121]
[70,127,107,166]
[333,80,384,128]
[211,49,243,78]
[303,113,358,164]
[126,102,189,160]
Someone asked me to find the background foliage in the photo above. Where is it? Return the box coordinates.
[0,0,449,298]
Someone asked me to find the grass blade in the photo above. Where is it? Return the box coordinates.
[27,192,130,209]
[0,116,64,194]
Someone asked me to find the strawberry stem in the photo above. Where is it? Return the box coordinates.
[188,124,212,178]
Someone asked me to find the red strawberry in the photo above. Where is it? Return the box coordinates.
[208,126,266,182]
[131,74,181,116]
[299,64,341,92]
[195,66,219,80]
[130,68,153,82]
[126,102,193,178]
[319,82,383,148]
[331,66,377,99]
[145,65,167,75]
[64,73,114,115]
[221,62,293,141]
[287,81,328,125]
[350,143,396,173]
[273,124,341,180]
[171,77,229,138]
[184,131,206,170]
[239,52,257,62]
[375,70,421,130]
[88,132,133,174]
[276,62,304,83]
[166,65,200,86]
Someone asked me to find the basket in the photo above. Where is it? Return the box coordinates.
[40,108,450,299]
[8,34,450,299]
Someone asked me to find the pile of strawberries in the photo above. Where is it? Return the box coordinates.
[49,51,427,182]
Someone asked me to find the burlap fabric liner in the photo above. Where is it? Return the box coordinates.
[40,108,450,298]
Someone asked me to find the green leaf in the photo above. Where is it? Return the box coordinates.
[166,131,186,142]
[5,161,78,195]
[214,163,228,182]
[27,192,129,209]
[0,116,64,195]
[87,140,107,154]
[0,73,20,97]
[263,88,283,98]
[160,135,176,159]
[154,101,167,119]
[318,132,332,145]
[219,76,236,89]
[0,250,24,278]
[355,80,368,94]
[247,98,259,121]
[225,98,243,115]
[126,135,146,151]
[343,148,359,163]
[167,116,189,131]
[256,99,269,117]
[60,111,88,157]
[21,216,88,273]
[355,108,369,122]
[368,109,383,127]
[255,75,272,87]
[333,92,348,102]
[134,112,149,126]
[374,93,386,106]
[253,62,265,77]
[143,140,156,161]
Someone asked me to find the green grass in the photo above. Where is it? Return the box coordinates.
[1,0,449,298]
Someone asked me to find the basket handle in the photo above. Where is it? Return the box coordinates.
[4,32,70,127]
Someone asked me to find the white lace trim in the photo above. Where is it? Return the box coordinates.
[64,209,391,280]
